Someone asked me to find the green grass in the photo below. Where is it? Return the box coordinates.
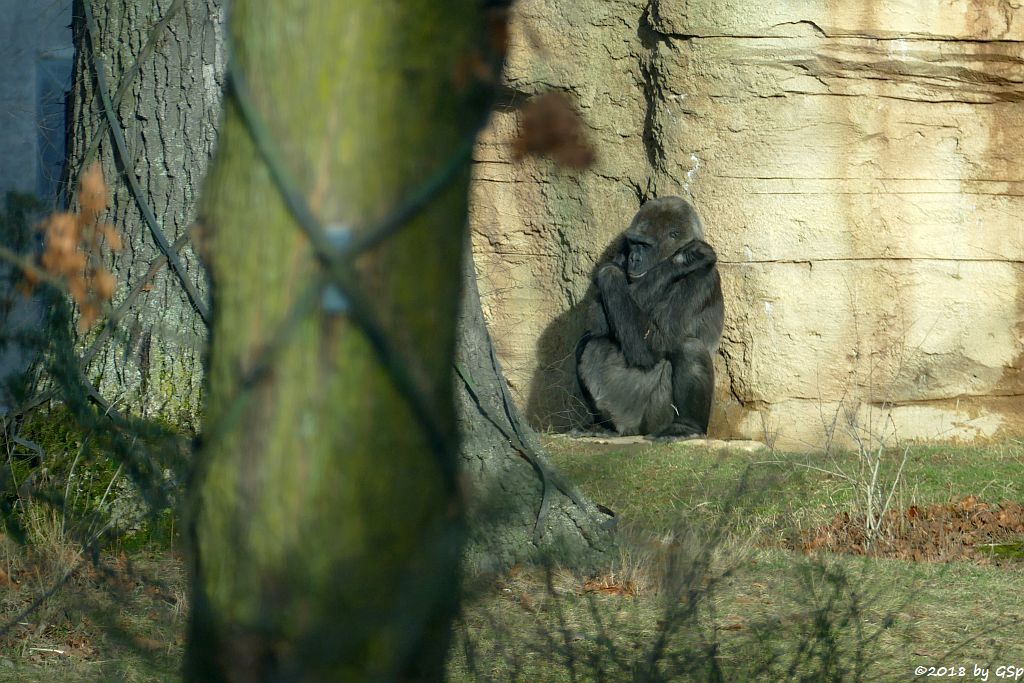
[452,549,1024,682]
[1,434,1022,681]
[545,437,1024,535]
[449,438,1024,682]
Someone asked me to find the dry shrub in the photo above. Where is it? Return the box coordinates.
[21,163,122,330]
[801,496,1024,563]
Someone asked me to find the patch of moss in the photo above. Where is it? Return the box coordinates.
[3,407,186,551]
[16,405,84,456]
[976,541,1024,560]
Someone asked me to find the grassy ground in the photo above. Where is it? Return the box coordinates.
[0,410,187,682]
[0,541,185,682]
[449,437,1024,682]
[0,438,1021,681]
[545,437,1024,538]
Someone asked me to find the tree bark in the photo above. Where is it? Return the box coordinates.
[456,245,614,574]
[186,2,484,680]
[67,0,222,428]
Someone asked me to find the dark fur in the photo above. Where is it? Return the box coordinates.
[576,196,724,439]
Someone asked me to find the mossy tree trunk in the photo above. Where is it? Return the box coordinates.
[186,1,489,680]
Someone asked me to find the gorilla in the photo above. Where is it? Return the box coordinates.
[576,196,724,440]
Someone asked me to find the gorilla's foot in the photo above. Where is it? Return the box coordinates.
[570,425,618,438]
[648,421,705,442]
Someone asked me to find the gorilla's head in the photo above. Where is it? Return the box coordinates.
[623,196,704,281]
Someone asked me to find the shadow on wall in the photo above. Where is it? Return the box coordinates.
[523,237,623,433]
[523,292,589,431]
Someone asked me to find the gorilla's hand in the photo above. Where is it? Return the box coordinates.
[671,240,717,275]
[595,262,626,293]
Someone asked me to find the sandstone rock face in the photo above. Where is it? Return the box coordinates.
[470,0,1024,451]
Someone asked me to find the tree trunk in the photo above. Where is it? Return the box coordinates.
[456,245,614,574]
[186,2,484,680]
[67,0,222,429]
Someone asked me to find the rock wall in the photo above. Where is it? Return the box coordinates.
[469,0,1024,450]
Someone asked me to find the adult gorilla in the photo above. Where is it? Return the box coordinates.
[576,196,724,439]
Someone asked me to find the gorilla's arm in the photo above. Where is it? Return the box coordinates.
[595,263,660,369]
[672,239,717,275]
[589,240,719,369]
[627,240,717,302]
[627,240,721,357]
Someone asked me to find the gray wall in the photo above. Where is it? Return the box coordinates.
[0,0,73,202]
[1,0,72,412]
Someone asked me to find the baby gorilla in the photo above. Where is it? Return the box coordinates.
[576,196,724,439]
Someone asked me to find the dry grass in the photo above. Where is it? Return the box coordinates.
[0,517,186,682]
[0,419,186,681]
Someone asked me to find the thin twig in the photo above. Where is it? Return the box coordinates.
[752,459,857,484]
[0,244,66,293]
